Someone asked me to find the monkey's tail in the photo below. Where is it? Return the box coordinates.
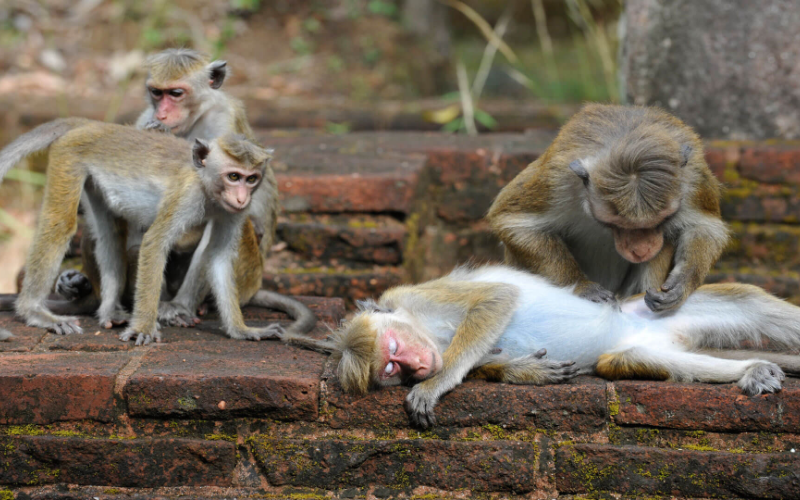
[249,290,334,352]
[668,283,800,351]
[0,118,88,181]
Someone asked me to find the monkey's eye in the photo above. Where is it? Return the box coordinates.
[168,89,184,98]
[385,362,394,375]
[149,87,163,98]
[246,175,259,184]
[228,173,240,181]
[388,338,397,355]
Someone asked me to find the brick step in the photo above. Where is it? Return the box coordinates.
[263,249,406,306]
[556,444,800,499]
[277,213,407,265]
[722,222,800,269]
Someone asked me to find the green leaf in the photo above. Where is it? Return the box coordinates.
[368,0,398,17]
[442,117,464,133]
[474,108,498,129]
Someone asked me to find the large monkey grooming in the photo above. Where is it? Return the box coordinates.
[47,48,315,335]
[0,118,288,345]
[330,265,800,428]
[487,104,728,312]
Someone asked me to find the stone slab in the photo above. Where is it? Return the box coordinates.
[557,444,800,498]
[124,341,324,421]
[613,379,800,432]
[250,438,537,493]
[0,351,131,424]
[0,436,235,487]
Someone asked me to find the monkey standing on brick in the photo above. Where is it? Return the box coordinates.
[44,48,315,336]
[324,264,800,428]
[0,118,297,345]
[487,104,729,312]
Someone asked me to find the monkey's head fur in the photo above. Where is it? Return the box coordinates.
[330,311,382,395]
[145,48,210,87]
[592,126,682,223]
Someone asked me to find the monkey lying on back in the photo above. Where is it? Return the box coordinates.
[327,265,800,428]
[488,104,728,312]
[0,118,293,344]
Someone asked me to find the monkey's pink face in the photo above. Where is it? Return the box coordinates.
[148,82,190,130]
[218,169,261,213]
[591,203,678,264]
[378,327,443,385]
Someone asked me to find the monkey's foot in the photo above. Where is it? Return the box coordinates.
[98,308,131,329]
[738,361,785,395]
[36,315,83,335]
[231,323,286,341]
[55,269,93,301]
[158,302,200,328]
[404,386,438,429]
[578,283,618,307]
[119,326,162,346]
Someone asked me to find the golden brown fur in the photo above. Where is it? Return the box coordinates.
[488,103,728,312]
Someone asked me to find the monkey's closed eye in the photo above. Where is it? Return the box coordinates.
[168,89,184,98]
[389,338,397,355]
[385,362,394,374]
[228,173,240,181]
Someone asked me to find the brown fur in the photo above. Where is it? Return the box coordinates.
[488,103,727,311]
[595,352,670,381]
[144,48,209,87]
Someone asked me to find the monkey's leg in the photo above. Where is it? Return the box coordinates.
[55,230,98,302]
[157,225,211,327]
[699,349,800,377]
[15,160,85,335]
[596,344,784,395]
[82,191,130,329]
[204,221,284,341]
[471,348,579,384]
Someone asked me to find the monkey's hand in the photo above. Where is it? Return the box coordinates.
[577,282,618,307]
[119,324,162,346]
[738,361,785,395]
[158,301,200,328]
[404,383,439,429]
[142,118,171,134]
[645,274,687,312]
[55,269,93,301]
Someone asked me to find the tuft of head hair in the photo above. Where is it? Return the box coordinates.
[217,134,273,169]
[145,48,210,85]
[594,126,682,221]
[330,313,382,395]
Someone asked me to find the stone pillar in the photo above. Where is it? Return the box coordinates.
[620,0,800,139]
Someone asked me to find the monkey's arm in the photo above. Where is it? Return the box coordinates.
[395,281,520,428]
[645,213,728,312]
[494,222,615,304]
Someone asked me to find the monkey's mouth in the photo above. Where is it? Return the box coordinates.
[221,199,247,213]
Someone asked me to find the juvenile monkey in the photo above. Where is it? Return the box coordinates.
[0,118,287,344]
[487,104,728,312]
[46,49,312,334]
[330,264,800,428]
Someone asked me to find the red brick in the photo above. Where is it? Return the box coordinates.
[738,143,800,184]
[0,351,130,424]
[124,341,324,420]
[722,182,800,223]
[278,214,406,265]
[0,312,47,352]
[704,141,742,180]
[262,266,406,307]
[613,378,800,431]
[0,435,235,487]
[325,367,607,431]
[724,222,800,269]
[556,444,800,498]
[250,438,537,493]
[274,150,426,214]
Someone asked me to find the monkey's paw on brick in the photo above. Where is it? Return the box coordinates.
[158,301,200,328]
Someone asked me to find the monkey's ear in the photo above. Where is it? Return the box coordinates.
[569,160,590,185]
[680,144,693,167]
[192,139,211,168]
[208,60,227,89]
